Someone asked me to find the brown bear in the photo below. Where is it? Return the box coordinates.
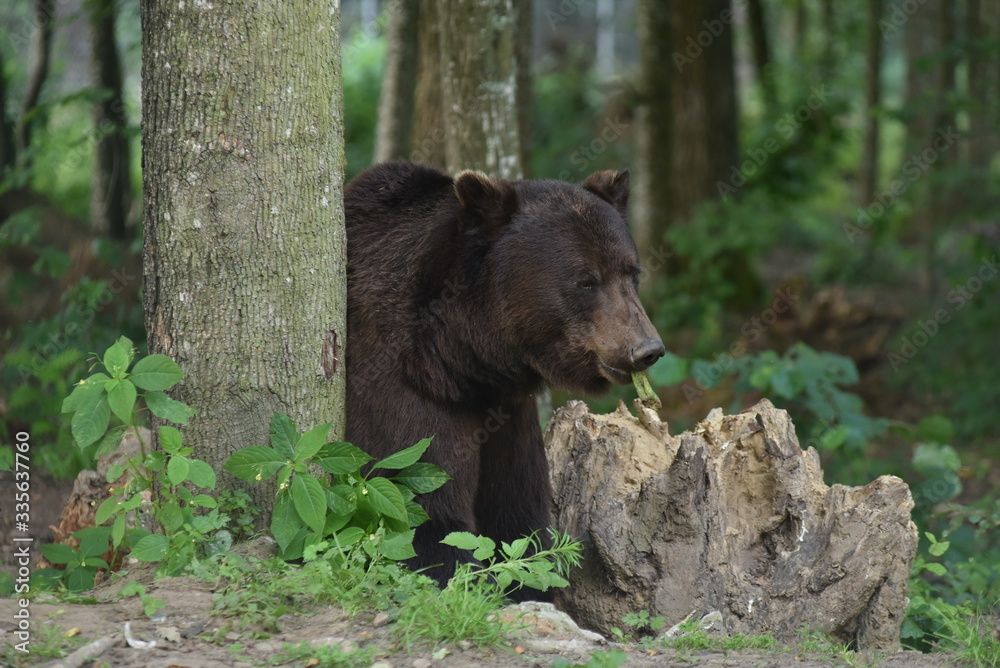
[344,162,663,596]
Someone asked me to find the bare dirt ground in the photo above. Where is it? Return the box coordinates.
[0,571,960,668]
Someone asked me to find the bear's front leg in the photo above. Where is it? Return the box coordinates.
[473,400,554,602]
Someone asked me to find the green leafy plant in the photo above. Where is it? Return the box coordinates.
[224,412,449,563]
[393,531,583,649]
[119,581,166,619]
[53,337,228,578]
[551,650,628,668]
[35,526,114,592]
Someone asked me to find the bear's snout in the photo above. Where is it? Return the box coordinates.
[629,337,665,371]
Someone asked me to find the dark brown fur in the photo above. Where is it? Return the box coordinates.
[345,162,662,596]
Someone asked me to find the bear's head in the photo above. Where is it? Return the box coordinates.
[453,169,665,395]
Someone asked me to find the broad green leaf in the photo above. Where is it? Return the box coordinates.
[191,494,217,508]
[104,340,131,378]
[39,543,78,564]
[393,462,450,494]
[129,355,184,391]
[158,503,184,532]
[71,395,111,448]
[503,537,530,560]
[186,459,216,489]
[472,536,496,561]
[271,491,302,553]
[295,422,332,462]
[335,527,366,548]
[159,425,183,455]
[144,391,195,424]
[372,438,433,471]
[269,412,299,460]
[130,534,170,562]
[95,424,128,458]
[62,373,110,413]
[923,562,947,576]
[405,499,430,528]
[362,478,407,522]
[313,442,373,474]
[167,455,190,486]
[291,473,327,535]
[440,531,482,551]
[381,530,417,561]
[106,379,137,423]
[112,514,125,547]
[66,567,97,593]
[94,497,120,525]
[105,461,127,484]
[223,446,284,481]
[327,484,356,516]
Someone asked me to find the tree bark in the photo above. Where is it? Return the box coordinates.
[19,0,56,158]
[859,0,883,208]
[141,0,347,517]
[410,1,445,168]
[438,0,522,179]
[634,0,740,274]
[632,0,672,260]
[88,0,132,241]
[548,400,918,651]
[374,0,418,163]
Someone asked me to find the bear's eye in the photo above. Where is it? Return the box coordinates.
[576,276,597,290]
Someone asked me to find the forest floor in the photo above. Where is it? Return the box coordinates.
[0,445,966,668]
[0,574,960,668]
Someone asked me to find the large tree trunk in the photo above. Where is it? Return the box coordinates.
[548,400,918,651]
[19,0,56,159]
[634,0,740,278]
[88,0,132,241]
[746,0,776,109]
[373,0,418,163]
[669,0,739,225]
[439,0,522,179]
[140,0,347,517]
[632,0,672,261]
[410,1,445,169]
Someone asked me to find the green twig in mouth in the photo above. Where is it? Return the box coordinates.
[631,371,662,410]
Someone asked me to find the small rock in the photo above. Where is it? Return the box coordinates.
[458,640,473,650]
[368,662,393,668]
[698,610,725,636]
[181,620,207,638]
[411,660,432,668]
[158,626,182,643]
[373,612,391,627]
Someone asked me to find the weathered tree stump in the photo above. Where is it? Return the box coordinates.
[546,399,917,650]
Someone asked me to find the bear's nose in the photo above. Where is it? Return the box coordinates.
[629,337,665,371]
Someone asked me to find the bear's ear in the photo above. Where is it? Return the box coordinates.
[582,169,630,216]
[453,171,518,232]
